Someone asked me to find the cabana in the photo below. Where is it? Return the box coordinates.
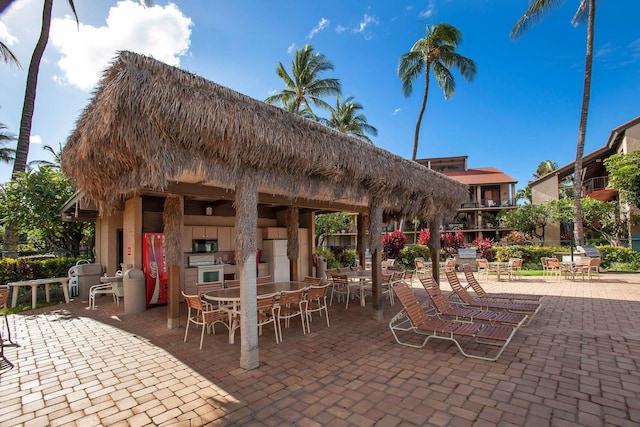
[62,51,467,369]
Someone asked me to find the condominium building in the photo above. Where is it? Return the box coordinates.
[326,156,518,247]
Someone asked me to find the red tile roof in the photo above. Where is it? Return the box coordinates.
[441,167,517,185]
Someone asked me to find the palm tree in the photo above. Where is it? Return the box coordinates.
[0,124,16,163]
[398,23,477,161]
[28,142,63,169]
[515,187,532,204]
[0,40,21,68]
[511,0,595,245]
[533,160,559,179]
[319,96,378,143]
[265,44,342,117]
[12,0,78,180]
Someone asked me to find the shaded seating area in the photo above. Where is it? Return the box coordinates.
[389,283,517,361]
[462,265,544,302]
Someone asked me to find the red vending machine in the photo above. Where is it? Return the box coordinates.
[142,232,168,306]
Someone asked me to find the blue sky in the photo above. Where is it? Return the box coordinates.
[1,0,639,191]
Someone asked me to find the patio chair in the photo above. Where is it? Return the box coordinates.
[196,281,224,309]
[508,258,523,280]
[276,288,308,339]
[545,258,561,281]
[419,274,527,328]
[324,268,339,278]
[329,274,350,308]
[444,269,541,324]
[182,292,232,349]
[0,286,13,346]
[402,270,414,286]
[0,290,12,373]
[380,273,395,305]
[88,271,123,309]
[586,257,601,280]
[476,259,490,281]
[303,276,322,286]
[414,257,428,275]
[257,275,272,284]
[256,293,280,343]
[389,283,517,361]
[305,284,330,330]
[225,279,240,288]
[462,265,543,302]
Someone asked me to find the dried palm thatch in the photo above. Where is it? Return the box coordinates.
[162,194,182,266]
[62,51,467,222]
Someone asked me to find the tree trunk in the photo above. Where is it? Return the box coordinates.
[13,0,52,178]
[572,0,595,246]
[411,64,431,161]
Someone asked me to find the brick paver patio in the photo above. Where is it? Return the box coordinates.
[1,273,639,426]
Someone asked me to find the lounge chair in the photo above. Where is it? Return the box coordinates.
[419,274,527,328]
[389,283,517,361]
[444,269,541,324]
[462,265,544,302]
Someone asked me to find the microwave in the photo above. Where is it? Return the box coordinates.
[193,239,218,253]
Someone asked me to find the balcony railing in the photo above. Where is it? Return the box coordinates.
[459,198,516,209]
[583,176,608,195]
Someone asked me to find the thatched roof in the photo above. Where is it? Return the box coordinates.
[62,51,467,221]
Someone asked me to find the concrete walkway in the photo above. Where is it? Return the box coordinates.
[1,273,640,426]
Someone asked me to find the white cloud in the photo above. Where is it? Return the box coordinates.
[595,42,617,59]
[287,43,296,54]
[50,0,192,91]
[30,134,42,144]
[352,14,379,34]
[335,24,347,34]
[392,108,401,116]
[308,17,329,39]
[629,39,640,59]
[419,0,436,18]
[0,21,18,46]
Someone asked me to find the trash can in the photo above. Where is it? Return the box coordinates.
[76,263,104,298]
[317,256,327,280]
[123,268,146,314]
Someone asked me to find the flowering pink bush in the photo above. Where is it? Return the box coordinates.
[382,230,407,259]
[417,229,430,245]
[473,237,494,260]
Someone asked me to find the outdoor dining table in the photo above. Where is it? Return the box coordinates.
[488,262,510,281]
[204,281,309,344]
[341,270,394,307]
[7,277,70,310]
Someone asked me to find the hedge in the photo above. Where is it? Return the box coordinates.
[390,244,639,271]
[0,257,86,285]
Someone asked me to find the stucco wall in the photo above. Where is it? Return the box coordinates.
[531,176,561,245]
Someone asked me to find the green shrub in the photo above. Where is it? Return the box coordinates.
[493,246,562,268]
[597,246,640,270]
[336,249,357,268]
[606,262,640,272]
[397,244,432,270]
[316,248,356,269]
[0,257,81,284]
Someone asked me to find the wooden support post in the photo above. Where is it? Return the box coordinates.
[368,199,383,321]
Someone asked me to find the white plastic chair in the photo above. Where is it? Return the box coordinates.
[88,270,123,309]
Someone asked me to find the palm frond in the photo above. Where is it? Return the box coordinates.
[0,41,21,68]
[571,0,589,27]
[510,0,564,40]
